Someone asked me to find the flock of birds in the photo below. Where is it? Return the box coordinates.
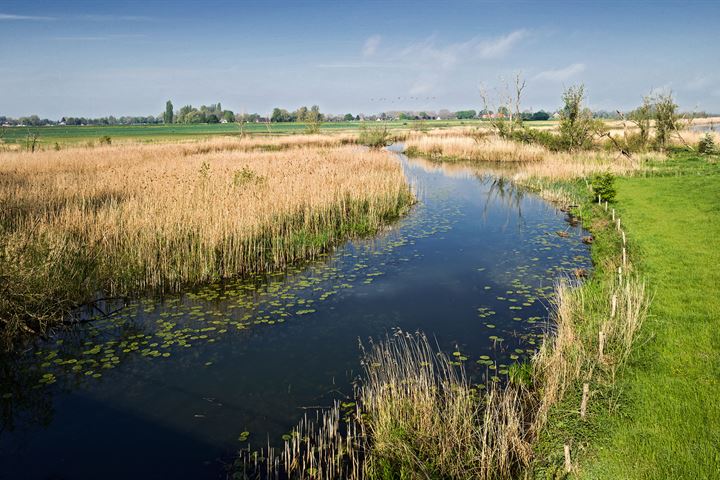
[369,96,437,104]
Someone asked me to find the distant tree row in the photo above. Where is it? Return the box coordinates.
[270,105,323,123]
[167,101,236,124]
[0,115,163,126]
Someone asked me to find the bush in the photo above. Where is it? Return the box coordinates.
[558,85,603,151]
[697,133,717,155]
[358,125,391,149]
[98,135,111,145]
[509,127,564,151]
[591,172,617,202]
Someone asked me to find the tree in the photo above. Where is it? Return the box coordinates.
[271,108,292,123]
[343,113,354,121]
[305,105,323,133]
[164,100,174,124]
[531,111,550,121]
[652,92,679,150]
[223,110,235,123]
[296,106,309,122]
[206,113,219,124]
[558,85,602,150]
[455,110,477,119]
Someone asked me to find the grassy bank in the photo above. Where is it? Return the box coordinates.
[0,136,413,344]
[402,131,720,477]
[578,156,720,478]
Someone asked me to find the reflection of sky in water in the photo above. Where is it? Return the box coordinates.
[0,153,592,480]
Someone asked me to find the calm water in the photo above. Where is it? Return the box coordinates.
[0,152,591,479]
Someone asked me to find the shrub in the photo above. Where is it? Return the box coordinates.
[99,135,112,145]
[558,85,604,151]
[697,133,717,155]
[358,124,391,149]
[591,172,616,202]
[652,92,679,150]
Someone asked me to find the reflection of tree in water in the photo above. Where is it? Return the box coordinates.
[0,349,53,435]
[477,174,527,227]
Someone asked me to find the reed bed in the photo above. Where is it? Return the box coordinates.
[404,133,652,182]
[0,141,412,340]
[405,134,547,163]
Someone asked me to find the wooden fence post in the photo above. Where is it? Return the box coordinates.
[564,444,572,472]
[581,383,590,418]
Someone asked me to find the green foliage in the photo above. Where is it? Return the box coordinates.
[508,361,532,387]
[508,127,564,151]
[358,124,391,149]
[531,111,551,121]
[591,172,616,202]
[628,96,652,149]
[652,92,679,150]
[557,85,605,151]
[98,135,111,145]
[697,132,716,155]
[232,166,265,187]
[455,109,477,119]
[164,100,174,124]
[223,110,235,123]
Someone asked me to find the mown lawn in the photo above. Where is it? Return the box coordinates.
[582,157,720,478]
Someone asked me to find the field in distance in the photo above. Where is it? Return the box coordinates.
[0,119,558,147]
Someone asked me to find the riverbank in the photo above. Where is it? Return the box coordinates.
[577,153,720,478]
[0,136,413,345]
[402,134,719,477]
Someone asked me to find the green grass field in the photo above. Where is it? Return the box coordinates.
[582,154,720,478]
[0,119,466,147]
[0,119,560,148]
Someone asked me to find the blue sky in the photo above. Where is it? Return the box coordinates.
[2,0,719,118]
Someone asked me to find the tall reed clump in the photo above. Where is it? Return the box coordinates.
[359,332,533,479]
[0,141,413,344]
[235,332,534,480]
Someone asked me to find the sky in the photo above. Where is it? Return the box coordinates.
[1,0,719,118]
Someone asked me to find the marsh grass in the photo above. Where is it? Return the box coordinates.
[0,139,412,343]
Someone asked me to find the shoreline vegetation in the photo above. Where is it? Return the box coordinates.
[2,87,718,478]
[0,135,413,345]
[232,90,717,477]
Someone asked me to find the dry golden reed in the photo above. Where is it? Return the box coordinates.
[0,138,412,338]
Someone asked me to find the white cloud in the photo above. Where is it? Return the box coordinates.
[0,13,55,21]
[362,35,382,57]
[533,63,586,81]
[476,30,529,59]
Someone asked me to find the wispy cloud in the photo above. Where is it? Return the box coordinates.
[391,30,529,93]
[476,29,529,59]
[317,62,400,69]
[53,33,148,41]
[75,14,153,22]
[362,35,381,57]
[0,13,55,21]
[533,63,586,81]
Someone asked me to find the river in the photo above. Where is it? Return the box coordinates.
[0,149,591,479]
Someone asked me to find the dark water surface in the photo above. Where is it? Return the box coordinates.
[0,152,591,479]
